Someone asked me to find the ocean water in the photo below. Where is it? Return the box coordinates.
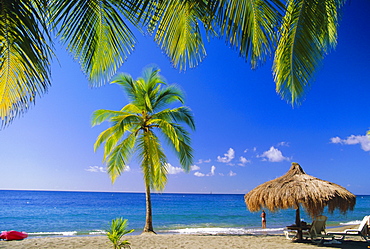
[0,190,368,237]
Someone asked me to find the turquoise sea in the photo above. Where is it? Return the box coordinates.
[0,190,368,237]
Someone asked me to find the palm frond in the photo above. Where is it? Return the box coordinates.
[152,119,180,150]
[106,133,137,183]
[142,67,166,112]
[138,131,167,190]
[93,113,140,154]
[103,125,126,161]
[216,0,283,68]
[153,85,185,111]
[154,107,195,131]
[169,107,196,130]
[153,118,193,172]
[0,0,53,127]
[142,66,162,87]
[106,217,134,248]
[133,0,215,70]
[111,113,141,129]
[168,124,193,172]
[121,103,142,114]
[111,73,138,102]
[176,137,193,172]
[50,0,136,86]
[91,109,126,126]
[94,125,118,153]
[127,0,160,31]
[153,0,207,70]
[273,0,344,105]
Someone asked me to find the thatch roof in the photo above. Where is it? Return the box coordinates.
[244,162,356,218]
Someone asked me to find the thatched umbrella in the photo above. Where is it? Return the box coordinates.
[245,162,356,239]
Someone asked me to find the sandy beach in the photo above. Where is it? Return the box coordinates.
[0,226,368,249]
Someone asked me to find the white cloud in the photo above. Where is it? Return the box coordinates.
[166,163,184,175]
[211,165,216,175]
[207,165,216,176]
[197,159,211,164]
[258,146,289,162]
[85,166,106,173]
[124,166,131,172]
[330,135,370,151]
[330,137,342,144]
[277,141,289,147]
[238,156,250,166]
[194,172,205,177]
[217,148,235,163]
[194,166,216,177]
[191,165,200,171]
[228,170,237,176]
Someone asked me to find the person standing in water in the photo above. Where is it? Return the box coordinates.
[261,210,266,228]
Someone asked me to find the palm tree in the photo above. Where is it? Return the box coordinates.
[106,217,134,249]
[92,67,195,233]
[1,0,347,126]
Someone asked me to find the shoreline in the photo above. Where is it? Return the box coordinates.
[0,225,365,249]
[1,232,368,249]
[22,224,359,238]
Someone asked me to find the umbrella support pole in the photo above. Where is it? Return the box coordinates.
[295,207,300,226]
[295,207,303,241]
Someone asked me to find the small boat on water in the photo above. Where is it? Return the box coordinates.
[0,231,28,240]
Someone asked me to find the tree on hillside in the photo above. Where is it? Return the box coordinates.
[92,67,195,233]
[1,0,347,126]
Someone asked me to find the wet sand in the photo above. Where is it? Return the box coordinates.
[0,226,368,249]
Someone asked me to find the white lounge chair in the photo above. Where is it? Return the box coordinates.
[327,215,370,241]
[284,215,333,243]
[303,215,334,243]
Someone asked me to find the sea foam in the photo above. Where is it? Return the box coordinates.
[28,230,107,237]
[164,227,284,235]
[28,231,78,237]
[339,220,361,226]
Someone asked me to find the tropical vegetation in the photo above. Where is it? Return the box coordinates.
[92,67,195,233]
[106,217,134,249]
[1,0,348,127]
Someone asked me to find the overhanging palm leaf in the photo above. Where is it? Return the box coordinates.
[0,0,52,127]
[50,0,137,86]
[154,0,207,70]
[273,0,344,105]
[1,0,351,126]
[133,0,211,70]
[216,0,283,68]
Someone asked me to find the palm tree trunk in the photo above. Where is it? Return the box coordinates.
[143,182,156,234]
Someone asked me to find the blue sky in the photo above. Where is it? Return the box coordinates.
[0,1,369,195]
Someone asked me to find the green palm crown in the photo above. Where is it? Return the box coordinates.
[92,67,195,190]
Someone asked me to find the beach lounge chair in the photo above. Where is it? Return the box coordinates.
[302,215,334,243]
[327,215,370,241]
[284,215,333,243]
